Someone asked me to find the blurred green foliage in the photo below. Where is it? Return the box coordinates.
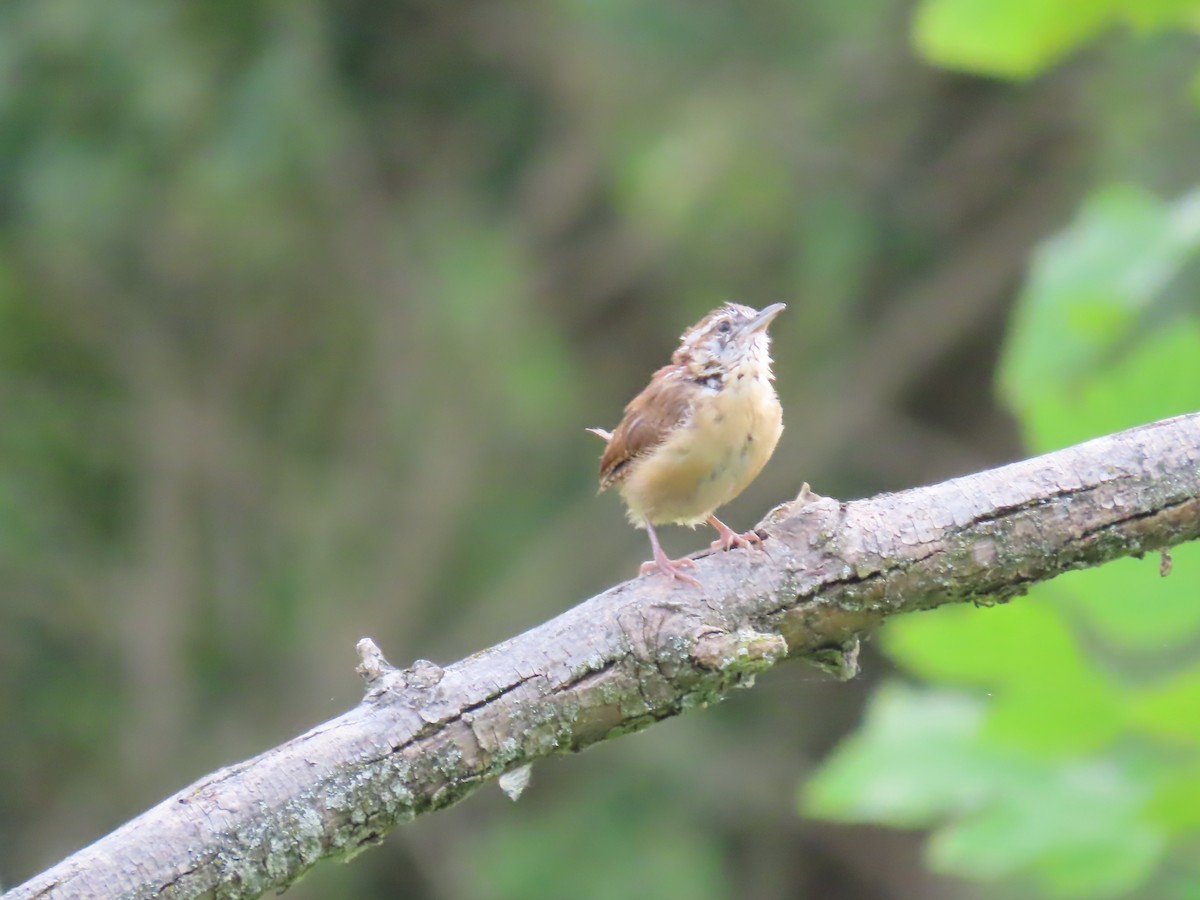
[2,0,1200,897]
[805,3,1200,895]
[466,776,731,900]
[1004,185,1200,451]
[915,0,1200,78]
[807,683,1165,896]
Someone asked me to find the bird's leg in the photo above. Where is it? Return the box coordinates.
[639,519,702,587]
[707,515,763,552]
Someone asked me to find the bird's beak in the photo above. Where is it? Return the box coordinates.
[746,303,786,334]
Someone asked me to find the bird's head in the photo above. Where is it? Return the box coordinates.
[672,302,786,383]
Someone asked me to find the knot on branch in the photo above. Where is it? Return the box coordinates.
[406,659,446,689]
[692,628,787,677]
[756,482,840,551]
[807,637,862,681]
[356,638,396,683]
[356,639,445,699]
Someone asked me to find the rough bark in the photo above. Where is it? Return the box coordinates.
[8,413,1200,900]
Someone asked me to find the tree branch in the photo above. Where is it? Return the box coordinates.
[8,413,1200,900]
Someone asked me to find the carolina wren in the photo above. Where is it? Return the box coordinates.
[590,302,786,585]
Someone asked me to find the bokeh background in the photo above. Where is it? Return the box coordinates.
[3,1,1200,897]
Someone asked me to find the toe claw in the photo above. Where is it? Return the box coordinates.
[640,556,701,587]
[709,529,763,553]
[706,515,765,554]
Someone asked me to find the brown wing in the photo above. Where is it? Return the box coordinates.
[598,366,696,490]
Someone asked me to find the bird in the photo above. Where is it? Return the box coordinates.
[590,302,786,586]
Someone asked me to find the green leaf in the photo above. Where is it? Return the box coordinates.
[882,598,1088,689]
[883,600,1104,696]
[999,185,1200,450]
[982,678,1124,756]
[1146,765,1200,832]
[1131,664,1200,746]
[1012,322,1200,453]
[1001,185,1198,400]
[804,684,1165,895]
[809,178,1200,897]
[883,602,1125,754]
[1114,0,1200,31]
[930,760,1163,896]
[912,0,1118,79]
[913,0,1200,78]
[1055,543,1200,651]
[802,682,992,826]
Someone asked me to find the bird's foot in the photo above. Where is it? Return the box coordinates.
[641,518,703,587]
[707,515,763,553]
[639,554,702,587]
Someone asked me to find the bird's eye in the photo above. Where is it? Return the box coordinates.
[717,320,732,334]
